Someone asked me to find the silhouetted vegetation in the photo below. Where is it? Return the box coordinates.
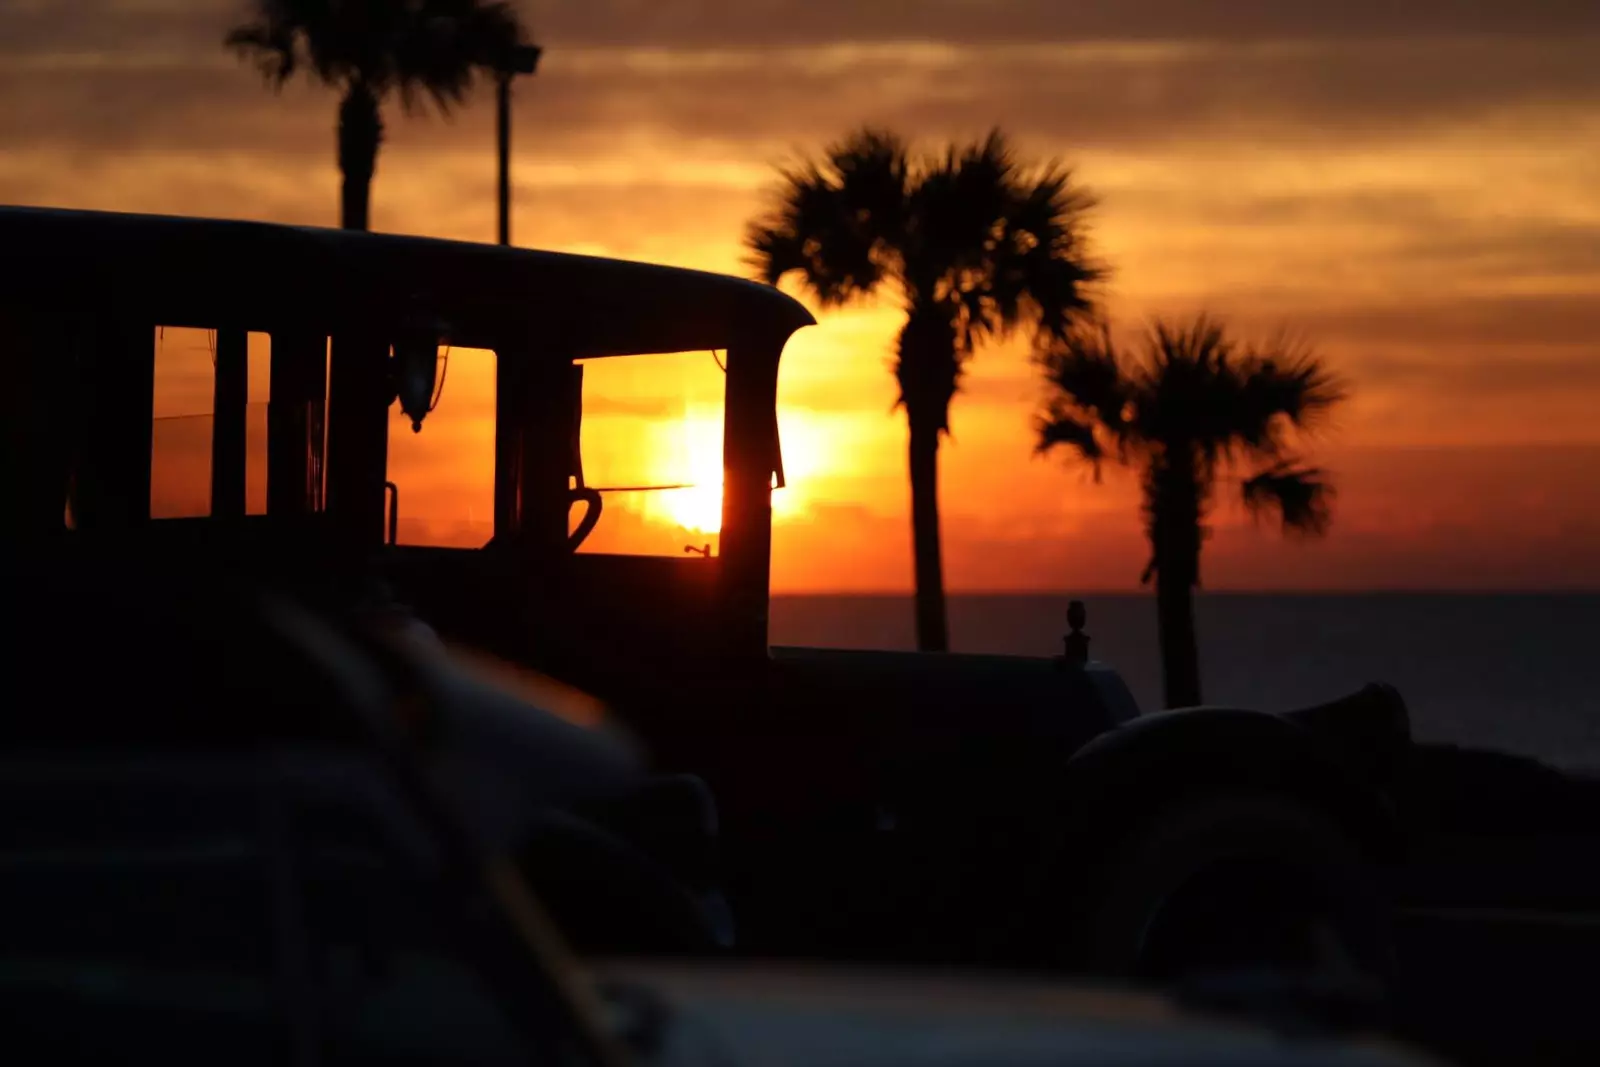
[226,0,531,230]
[1036,315,1345,707]
[747,128,1103,651]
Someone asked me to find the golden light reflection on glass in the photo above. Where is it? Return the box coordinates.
[576,353,727,555]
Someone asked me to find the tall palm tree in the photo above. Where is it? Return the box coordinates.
[747,128,1103,652]
[1036,315,1346,707]
[227,0,530,231]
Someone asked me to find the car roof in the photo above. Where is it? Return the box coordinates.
[0,205,815,358]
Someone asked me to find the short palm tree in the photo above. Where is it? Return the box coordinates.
[747,128,1103,651]
[227,0,530,230]
[1036,315,1346,707]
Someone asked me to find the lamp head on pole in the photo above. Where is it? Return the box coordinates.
[502,42,542,77]
[391,308,450,434]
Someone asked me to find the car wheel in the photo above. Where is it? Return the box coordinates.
[1074,791,1397,991]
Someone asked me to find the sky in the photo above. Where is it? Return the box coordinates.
[5,1,1600,592]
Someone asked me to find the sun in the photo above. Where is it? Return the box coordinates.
[658,413,725,534]
[665,471,725,534]
[665,480,724,534]
[650,407,837,537]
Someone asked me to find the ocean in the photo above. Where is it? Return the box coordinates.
[768,593,1600,772]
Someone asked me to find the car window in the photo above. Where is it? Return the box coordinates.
[573,350,728,557]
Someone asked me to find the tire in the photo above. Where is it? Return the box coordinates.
[1073,791,1397,991]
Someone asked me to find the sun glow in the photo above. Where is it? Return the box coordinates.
[376,347,854,557]
[656,411,725,534]
[650,407,835,534]
[664,482,725,534]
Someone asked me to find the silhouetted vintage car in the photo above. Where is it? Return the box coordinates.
[0,207,1415,990]
[0,554,1438,1066]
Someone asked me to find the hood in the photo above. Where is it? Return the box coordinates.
[599,962,1442,1067]
[767,646,1136,743]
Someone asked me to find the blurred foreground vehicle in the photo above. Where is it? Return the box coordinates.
[0,555,1442,1067]
[0,207,1414,991]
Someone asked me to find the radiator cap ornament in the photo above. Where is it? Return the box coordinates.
[1063,600,1090,665]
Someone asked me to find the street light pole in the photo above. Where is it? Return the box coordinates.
[495,43,542,247]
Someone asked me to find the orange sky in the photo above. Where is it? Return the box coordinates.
[9,2,1600,591]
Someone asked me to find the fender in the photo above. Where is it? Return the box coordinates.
[1053,705,1404,862]
[963,699,1410,967]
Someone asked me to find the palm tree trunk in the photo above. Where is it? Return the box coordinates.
[1154,565,1202,708]
[338,80,383,231]
[897,312,958,654]
[1146,459,1204,708]
[907,413,949,653]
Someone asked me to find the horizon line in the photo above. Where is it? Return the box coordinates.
[769,587,1600,597]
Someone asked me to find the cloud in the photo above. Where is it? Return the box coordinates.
[6,1,1600,593]
[5,20,1600,158]
[10,2,1600,59]
[1289,294,1600,349]
[934,443,1600,592]
[529,0,1600,48]
[1357,345,1600,395]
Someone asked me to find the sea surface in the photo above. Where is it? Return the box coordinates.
[768,593,1600,772]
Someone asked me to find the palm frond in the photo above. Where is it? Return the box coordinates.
[224,0,311,86]
[398,0,529,115]
[226,25,296,85]
[906,130,1105,356]
[1035,409,1106,478]
[828,127,911,237]
[1134,313,1237,459]
[743,164,872,305]
[1238,331,1348,437]
[1242,463,1335,537]
[743,211,806,288]
[992,164,1104,341]
[1035,322,1131,437]
[226,0,528,110]
[301,0,399,91]
[1035,322,1139,480]
[1037,309,1345,601]
[744,129,909,306]
[903,133,1011,313]
[748,123,1102,369]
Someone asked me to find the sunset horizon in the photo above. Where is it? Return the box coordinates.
[6,1,1598,594]
[7,12,1600,1049]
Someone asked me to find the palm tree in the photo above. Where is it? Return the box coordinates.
[1036,315,1346,707]
[227,0,530,231]
[747,128,1103,652]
